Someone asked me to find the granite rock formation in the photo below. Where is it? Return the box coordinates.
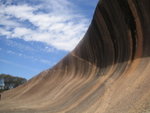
[0,0,150,113]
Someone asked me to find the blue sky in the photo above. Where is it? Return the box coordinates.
[0,0,99,79]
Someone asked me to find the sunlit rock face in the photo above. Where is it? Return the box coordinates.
[0,0,150,113]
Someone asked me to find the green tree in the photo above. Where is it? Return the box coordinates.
[0,74,27,92]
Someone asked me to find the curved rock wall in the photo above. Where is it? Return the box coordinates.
[0,0,150,113]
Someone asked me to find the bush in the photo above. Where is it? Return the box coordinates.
[0,74,27,92]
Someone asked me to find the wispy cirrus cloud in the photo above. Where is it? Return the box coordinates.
[2,39,55,53]
[0,59,39,72]
[0,0,89,51]
[5,49,51,65]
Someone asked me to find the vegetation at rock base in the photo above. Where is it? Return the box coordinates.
[0,74,27,93]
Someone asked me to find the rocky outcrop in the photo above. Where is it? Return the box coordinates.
[0,0,150,113]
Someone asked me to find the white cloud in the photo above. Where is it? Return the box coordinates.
[0,28,12,37]
[0,0,89,51]
[3,39,55,53]
[0,17,20,27]
[5,39,36,52]
[45,46,54,52]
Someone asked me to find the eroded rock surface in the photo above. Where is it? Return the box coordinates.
[0,0,150,113]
